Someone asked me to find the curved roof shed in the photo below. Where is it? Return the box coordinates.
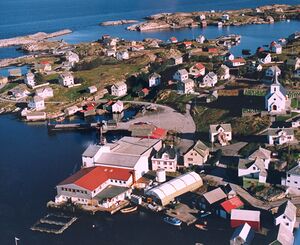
[147,172,203,206]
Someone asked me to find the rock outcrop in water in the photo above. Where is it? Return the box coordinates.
[99,20,138,26]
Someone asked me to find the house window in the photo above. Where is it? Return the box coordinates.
[295,181,298,184]
[283,215,286,219]
[287,180,290,183]
[188,158,193,161]
[288,174,291,177]
[286,223,289,226]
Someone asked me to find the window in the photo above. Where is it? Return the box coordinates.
[294,181,298,184]
[188,158,193,161]
[287,180,290,183]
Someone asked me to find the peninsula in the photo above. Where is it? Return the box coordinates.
[0,29,72,48]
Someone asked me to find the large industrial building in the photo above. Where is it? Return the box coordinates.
[146,172,203,206]
[82,137,162,181]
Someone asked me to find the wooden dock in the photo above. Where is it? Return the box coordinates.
[47,122,98,131]
[166,203,198,226]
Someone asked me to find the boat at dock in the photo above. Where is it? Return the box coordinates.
[195,224,208,231]
[163,216,182,226]
[120,206,138,213]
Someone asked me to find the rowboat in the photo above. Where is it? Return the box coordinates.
[163,216,182,226]
[120,206,138,214]
[195,224,208,231]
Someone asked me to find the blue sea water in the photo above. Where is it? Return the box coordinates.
[0,1,299,244]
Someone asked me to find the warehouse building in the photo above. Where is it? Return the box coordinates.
[146,172,203,206]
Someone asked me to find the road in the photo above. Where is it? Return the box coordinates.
[118,101,196,152]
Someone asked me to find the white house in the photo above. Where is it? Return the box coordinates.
[148,73,161,87]
[9,88,30,99]
[111,81,127,97]
[35,87,53,99]
[200,72,218,87]
[222,14,230,21]
[230,223,255,245]
[196,35,206,44]
[183,140,209,167]
[106,49,116,57]
[55,166,133,208]
[25,72,36,88]
[177,78,194,94]
[248,147,271,170]
[199,14,206,21]
[173,69,189,82]
[265,66,281,78]
[151,146,177,172]
[238,158,267,183]
[64,105,80,116]
[112,100,124,113]
[286,57,300,71]
[248,61,263,73]
[28,95,45,111]
[224,53,235,61]
[209,124,232,146]
[225,58,246,67]
[259,53,272,64]
[219,65,230,80]
[267,128,295,145]
[189,63,206,77]
[265,75,288,114]
[275,201,297,232]
[87,86,97,94]
[59,72,74,87]
[282,162,300,193]
[66,51,79,66]
[170,56,183,65]
[116,50,129,60]
[270,42,282,54]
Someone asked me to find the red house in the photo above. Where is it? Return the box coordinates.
[218,196,244,219]
[231,209,261,231]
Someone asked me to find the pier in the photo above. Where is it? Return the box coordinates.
[31,213,77,234]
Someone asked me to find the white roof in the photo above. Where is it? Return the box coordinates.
[203,187,227,204]
[147,172,202,201]
[231,209,260,222]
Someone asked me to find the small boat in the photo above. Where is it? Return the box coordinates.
[163,216,182,226]
[199,210,211,218]
[120,206,138,214]
[195,224,208,231]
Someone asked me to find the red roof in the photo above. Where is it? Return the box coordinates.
[183,41,193,46]
[150,127,168,139]
[231,58,246,63]
[58,166,132,191]
[40,61,50,65]
[194,63,205,70]
[141,88,150,94]
[208,48,218,53]
[221,196,244,213]
[170,37,178,42]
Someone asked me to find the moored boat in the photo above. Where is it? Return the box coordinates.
[195,224,208,231]
[120,206,138,213]
[163,216,182,226]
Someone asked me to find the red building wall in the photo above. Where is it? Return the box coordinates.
[231,219,260,231]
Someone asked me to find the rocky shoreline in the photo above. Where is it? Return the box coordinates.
[126,4,300,32]
[99,20,138,26]
[0,29,72,48]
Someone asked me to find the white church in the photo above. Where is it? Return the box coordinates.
[265,74,289,114]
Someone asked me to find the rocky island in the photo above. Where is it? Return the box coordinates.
[126,4,300,31]
[100,19,138,26]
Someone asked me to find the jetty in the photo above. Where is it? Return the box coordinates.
[0,29,72,48]
[31,213,77,234]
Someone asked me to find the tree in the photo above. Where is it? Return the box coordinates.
[35,73,45,85]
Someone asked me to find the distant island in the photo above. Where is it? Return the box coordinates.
[125,4,300,31]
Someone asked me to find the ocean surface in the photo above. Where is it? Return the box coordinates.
[0,0,299,244]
